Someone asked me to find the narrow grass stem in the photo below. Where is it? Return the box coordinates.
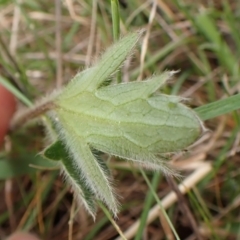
[140,169,181,240]
[111,0,121,83]
[111,0,120,42]
[99,202,127,240]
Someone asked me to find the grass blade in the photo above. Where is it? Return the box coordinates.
[195,93,240,120]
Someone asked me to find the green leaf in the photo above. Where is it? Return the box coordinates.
[195,93,240,120]
[0,155,57,180]
[195,11,237,74]
[0,75,32,107]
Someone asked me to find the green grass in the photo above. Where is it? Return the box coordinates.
[0,0,240,239]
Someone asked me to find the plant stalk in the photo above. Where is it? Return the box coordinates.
[10,101,55,132]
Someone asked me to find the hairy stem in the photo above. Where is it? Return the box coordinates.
[10,101,55,132]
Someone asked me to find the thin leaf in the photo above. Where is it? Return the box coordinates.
[0,155,57,180]
[195,93,240,121]
[0,75,32,107]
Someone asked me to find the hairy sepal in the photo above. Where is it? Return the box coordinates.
[59,31,143,100]
[95,71,173,104]
[42,140,98,218]
[50,117,119,217]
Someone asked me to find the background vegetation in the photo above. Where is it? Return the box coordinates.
[0,0,240,239]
